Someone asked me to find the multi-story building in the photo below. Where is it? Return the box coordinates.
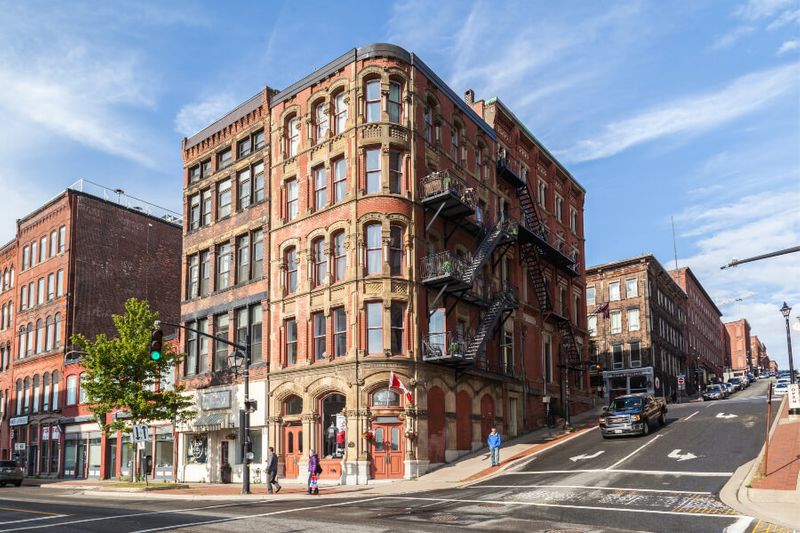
[0,240,17,460]
[669,267,724,389]
[5,183,181,479]
[586,255,688,402]
[724,319,752,377]
[177,43,589,485]
[750,335,767,377]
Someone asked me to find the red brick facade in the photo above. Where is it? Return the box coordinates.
[725,319,752,375]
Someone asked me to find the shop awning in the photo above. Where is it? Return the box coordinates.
[192,413,225,430]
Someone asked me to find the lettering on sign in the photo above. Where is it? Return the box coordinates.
[203,390,231,410]
[789,384,800,410]
[9,416,29,427]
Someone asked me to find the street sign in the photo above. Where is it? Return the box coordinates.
[789,384,800,410]
[132,424,150,443]
[14,443,26,451]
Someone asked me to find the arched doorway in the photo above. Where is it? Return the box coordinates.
[480,394,495,442]
[369,388,404,479]
[427,386,445,464]
[455,390,471,450]
[281,395,303,479]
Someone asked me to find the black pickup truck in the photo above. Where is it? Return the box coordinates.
[599,393,667,438]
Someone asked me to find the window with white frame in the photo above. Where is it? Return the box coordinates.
[315,101,328,143]
[627,308,640,332]
[609,281,621,301]
[335,92,348,134]
[367,302,382,353]
[554,195,563,222]
[538,180,547,208]
[366,223,382,275]
[287,116,300,157]
[333,158,346,203]
[366,148,381,194]
[388,81,401,124]
[588,315,597,336]
[286,178,298,221]
[610,310,622,334]
[612,344,624,369]
[366,79,381,123]
[630,341,641,367]
[626,278,638,298]
[570,208,577,233]
[587,286,596,305]
[313,166,327,211]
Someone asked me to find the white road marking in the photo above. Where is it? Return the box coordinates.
[724,516,754,533]
[569,450,605,462]
[464,484,712,495]
[128,497,385,533]
[606,434,662,470]
[668,449,698,462]
[0,501,268,532]
[0,516,68,526]
[715,413,738,419]
[506,469,732,477]
[683,411,700,421]
[384,496,748,520]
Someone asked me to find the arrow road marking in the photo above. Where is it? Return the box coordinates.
[715,413,737,419]
[668,449,697,462]
[570,450,605,462]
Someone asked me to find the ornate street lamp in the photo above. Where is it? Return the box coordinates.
[780,302,795,385]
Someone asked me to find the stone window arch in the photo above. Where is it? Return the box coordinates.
[371,387,401,407]
[284,394,303,416]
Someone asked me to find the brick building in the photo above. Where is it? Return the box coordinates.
[750,335,767,376]
[0,240,17,460]
[724,319,752,377]
[586,255,688,402]
[4,183,181,479]
[669,267,725,389]
[177,43,589,484]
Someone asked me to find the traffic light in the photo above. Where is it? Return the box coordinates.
[150,327,163,362]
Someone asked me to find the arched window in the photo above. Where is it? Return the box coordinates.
[365,223,382,275]
[15,379,22,415]
[9,266,13,287]
[54,313,62,347]
[66,374,78,405]
[389,225,404,276]
[23,376,30,413]
[32,374,40,413]
[43,372,51,412]
[423,100,434,142]
[26,322,33,355]
[2,268,6,290]
[20,285,27,310]
[286,115,300,157]
[79,373,87,404]
[334,91,348,134]
[321,393,346,458]
[332,231,346,282]
[284,395,303,415]
[372,388,401,407]
[285,247,297,294]
[35,318,44,353]
[1,303,5,329]
[388,80,402,124]
[46,315,54,351]
[18,328,25,359]
[51,370,60,411]
[50,230,58,257]
[314,101,328,144]
[313,238,327,288]
[451,123,460,162]
[365,79,381,123]
[38,277,45,305]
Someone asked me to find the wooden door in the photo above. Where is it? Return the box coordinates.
[455,390,472,450]
[283,424,303,479]
[480,394,495,442]
[370,424,404,479]
[427,387,445,463]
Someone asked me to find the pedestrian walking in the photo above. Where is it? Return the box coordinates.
[266,446,281,494]
[307,449,322,495]
[488,427,501,466]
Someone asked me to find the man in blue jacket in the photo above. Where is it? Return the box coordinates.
[488,427,501,466]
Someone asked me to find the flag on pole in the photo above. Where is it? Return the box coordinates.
[593,302,610,319]
[389,371,414,404]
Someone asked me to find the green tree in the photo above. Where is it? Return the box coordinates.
[71,298,195,463]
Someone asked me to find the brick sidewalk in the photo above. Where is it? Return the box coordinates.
[751,398,800,491]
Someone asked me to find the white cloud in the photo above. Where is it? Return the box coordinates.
[767,8,800,29]
[563,62,799,163]
[174,94,240,138]
[735,0,795,20]
[712,25,756,49]
[778,39,800,54]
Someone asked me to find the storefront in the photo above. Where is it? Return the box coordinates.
[60,417,103,479]
[602,367,655,404]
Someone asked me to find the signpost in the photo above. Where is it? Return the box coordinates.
[133,424,150,442]
[788,383,800,414]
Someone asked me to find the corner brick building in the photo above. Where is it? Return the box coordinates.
[750,335,767,376]
[724,318,752,377]
[3,183,181,479]
[177,43,589,484]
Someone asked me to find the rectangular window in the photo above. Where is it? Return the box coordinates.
[389,151,402,194]
[235,308,248,355]
[313,312,326,360]
[570,208,578,233]
[285,248,297,294]
[201,159,212,178]
[388,81,401,124]
[451,127,459,162]
[588,315,597,336]
[253,162,265,203]
[49,231,57,257]
[20,286,27,310]
[335,92,348,134]
[47,274,54,300]
[58,226,66,253]
[216,243,231,290]
[612,344,624,369]
[188,255,199,299]
[237,168,251,210]
[626,278,638,298]
[389,225,403,276]
[313,166,327,210]
[214,314,229,372]
[286,179,298,221]
[237,137,251,159]
[423,106,433,142]
[189,194,200,230]
[333,232,346,282]
[628,308,640,332]
[366,224,382,275]
[198,318,209,374]
[630,342,641,368]
[313,239,327,287]
[315,102,328,143]
[544,335,552,383]
[200,251,210,296]
[252,230,264,279]
[538,181,547,208]
[66,375,77,406]
[367,302,382,354]
[253,130,265,150]
[217,148,232,170]
[236,234,250,284]
[217,179,232,219]
[288,117,300,157]
[333,158,346,204]
[609,281,621,301]
[285,318,297,365]
[189,165,201,183]
[38,278,44,305]
[390,302,404,353]
[554,195,563,222]
[333,307,346,358]
[40,237,46,262]
[587,286,595,305]
[366,148,381,194]
[610,310,622,334]
[366,80,381,123]
[201,189,212,226]
[250,306,262,363]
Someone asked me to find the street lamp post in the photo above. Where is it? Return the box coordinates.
[780,302,795,386]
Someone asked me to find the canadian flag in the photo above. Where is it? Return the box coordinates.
[389,371,414,404]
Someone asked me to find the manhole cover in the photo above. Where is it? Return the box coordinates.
[430,513,460,522]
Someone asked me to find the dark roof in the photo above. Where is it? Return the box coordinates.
[185,91,268,149]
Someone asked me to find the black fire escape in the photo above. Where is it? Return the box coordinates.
[419,170,532,374]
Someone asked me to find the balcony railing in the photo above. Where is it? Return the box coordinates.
[422,331,473,362]
[420,251,469,284]
[419,170,476,208]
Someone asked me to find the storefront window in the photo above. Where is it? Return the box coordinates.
[154,426,174,479]
[121,433,135,478]
[320,394,345,458]
[187,434,208,463]
[234,429,263,465]
[88,432,102,478]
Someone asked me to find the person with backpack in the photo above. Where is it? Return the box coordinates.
[307,449,322,495]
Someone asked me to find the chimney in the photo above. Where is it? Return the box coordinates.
[464,89,475,104]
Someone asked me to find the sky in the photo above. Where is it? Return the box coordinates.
[1,0,798,369]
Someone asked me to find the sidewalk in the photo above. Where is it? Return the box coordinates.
[721,394,800,530]
[39,403,604,500]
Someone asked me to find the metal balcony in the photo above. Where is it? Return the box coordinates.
[420,251,470,288]
[496,158,526,188]
[421,331,474,364]
[419,170,475,215]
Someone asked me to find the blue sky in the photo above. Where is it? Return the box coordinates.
[1,0,798,368]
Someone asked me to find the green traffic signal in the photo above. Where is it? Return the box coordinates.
[150,328,163,362]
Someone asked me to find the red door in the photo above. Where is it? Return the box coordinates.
[427,387,445,463]
[456,390,472,450]
[283,424,303,479]
[481,394,495,442]
[370,424,404,479]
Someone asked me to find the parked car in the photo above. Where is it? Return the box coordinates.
[600,394,667,438]
[774,382,789,396]
[746,373,756,384]
[0,460,23,487]
[703,385,725,401]
[722,382,734,397]
[728,377,744,391]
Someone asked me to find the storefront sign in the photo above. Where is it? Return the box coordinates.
[789,384,800,410]
[9,416,28,427]
[202,390,231,410]
[14,443,26,451]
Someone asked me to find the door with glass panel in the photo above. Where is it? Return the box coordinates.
[370,423,404,479]
[283,424,303,479]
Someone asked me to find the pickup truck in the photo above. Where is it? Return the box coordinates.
[599,393,667,438]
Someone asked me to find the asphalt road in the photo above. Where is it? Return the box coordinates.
[0,379,781,533]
